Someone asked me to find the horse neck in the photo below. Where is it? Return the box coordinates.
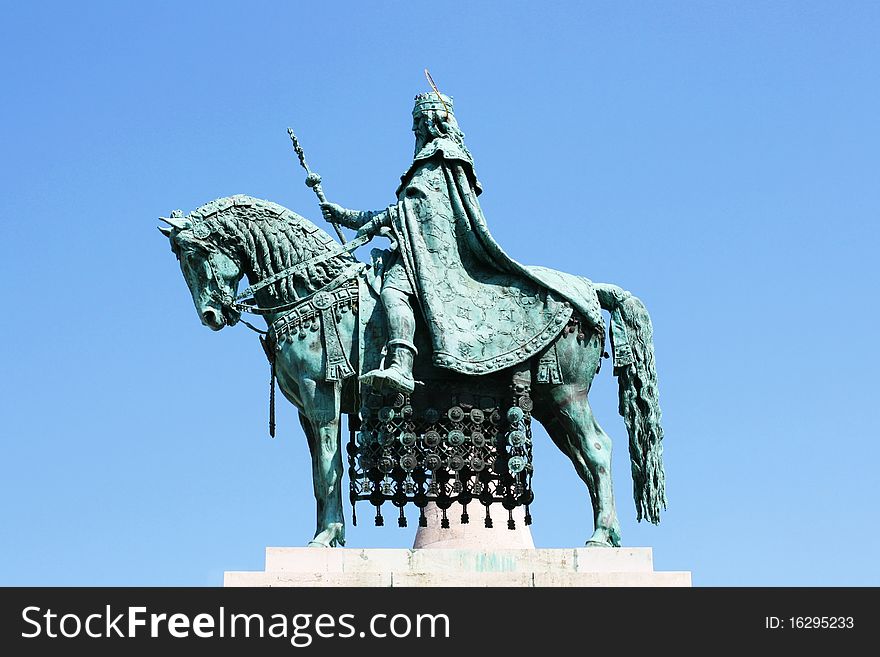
[237,255,311,323]
[226,211,341,315]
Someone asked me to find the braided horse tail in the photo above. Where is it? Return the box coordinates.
[595,283,667,524]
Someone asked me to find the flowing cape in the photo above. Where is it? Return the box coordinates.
[386,137,604,375]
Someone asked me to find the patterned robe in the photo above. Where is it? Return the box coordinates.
[375,136,604,375]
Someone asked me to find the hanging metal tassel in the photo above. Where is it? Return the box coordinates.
[398,508,407,527]
[418,508,427,527]
[269,359,276,438]
[508,509,516,530]
[259,335,277,438]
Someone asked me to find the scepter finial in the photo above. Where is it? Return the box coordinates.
[286,125,346,243]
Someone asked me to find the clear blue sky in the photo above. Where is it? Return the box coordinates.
[1,1,878,586]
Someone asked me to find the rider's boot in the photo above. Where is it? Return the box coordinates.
[360,288,417,394]
[362,339,417,394]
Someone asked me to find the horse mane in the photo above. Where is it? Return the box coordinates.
[188,194,356,300]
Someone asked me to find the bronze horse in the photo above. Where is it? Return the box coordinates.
[160,195,665,547]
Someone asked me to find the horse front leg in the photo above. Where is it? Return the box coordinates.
[298,380,346,548]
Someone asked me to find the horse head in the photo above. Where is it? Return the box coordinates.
[160,195,361,333]
[159,211,242,331]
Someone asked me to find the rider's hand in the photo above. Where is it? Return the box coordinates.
[319,202,346,224]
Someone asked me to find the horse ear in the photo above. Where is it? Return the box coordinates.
[158,226,173,237]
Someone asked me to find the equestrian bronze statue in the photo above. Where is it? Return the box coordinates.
[160,90,666,548]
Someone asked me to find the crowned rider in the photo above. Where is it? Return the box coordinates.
[320,91,604,394]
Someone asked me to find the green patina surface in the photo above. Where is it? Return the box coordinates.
[160,88,666,548]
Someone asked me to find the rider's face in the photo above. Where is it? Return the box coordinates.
[412,115,430,151]
[412,115,426,136]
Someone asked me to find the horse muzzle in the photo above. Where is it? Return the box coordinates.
[201,307,227,331]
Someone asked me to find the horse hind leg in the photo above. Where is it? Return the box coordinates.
[537,391,622,547]
[581,411,622,547]
[539,414,599,525]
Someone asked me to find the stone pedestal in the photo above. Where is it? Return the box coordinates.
[412,503,535,549]
[224,546,691,587]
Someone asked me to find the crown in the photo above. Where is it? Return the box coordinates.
[413,92,454,117]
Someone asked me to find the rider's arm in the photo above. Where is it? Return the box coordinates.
[321,203,393,234]
[353,207,393,236]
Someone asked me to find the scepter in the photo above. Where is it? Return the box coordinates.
[287,127,347,244]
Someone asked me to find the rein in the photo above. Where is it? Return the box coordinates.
[232,232,372,314]
[233,261,365,316]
